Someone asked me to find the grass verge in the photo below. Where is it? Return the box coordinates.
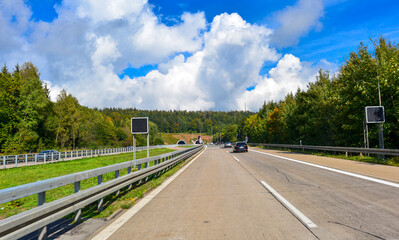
[74,156,192,219]
[253,146,399,167]
[0,148,175,218]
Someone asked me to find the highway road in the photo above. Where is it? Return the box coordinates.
[92,145,399,240]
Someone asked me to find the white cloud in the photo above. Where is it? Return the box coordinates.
[73,0,147,23]
[91,35,121,66]
[271,0,324,47]
[239,54,318,111]
[0,0,322,112]
[0,0,31,64]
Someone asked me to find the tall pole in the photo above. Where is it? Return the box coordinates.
[133,135,136,160]
[377,60,384,150]
[147,133,149,158]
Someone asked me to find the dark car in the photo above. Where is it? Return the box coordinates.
[37,150,59,160]
[233,142,248,152]
[224,142,232,148]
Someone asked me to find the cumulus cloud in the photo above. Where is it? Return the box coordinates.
[0,0,322,111]
[239,54,318,111]
[271,0,324,47]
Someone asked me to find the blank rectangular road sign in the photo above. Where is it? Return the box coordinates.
[365,106,385,123]
[131,117,148,134]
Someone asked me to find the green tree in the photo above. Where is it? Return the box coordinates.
[15,62,50,151]
[54,89,81,149]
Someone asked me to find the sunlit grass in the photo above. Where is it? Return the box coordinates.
[0,148,175,218]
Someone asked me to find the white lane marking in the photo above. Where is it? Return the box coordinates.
[233,156,240,162]
[92,146,207,240]
[250,149,399,189]
[260,180,317,228]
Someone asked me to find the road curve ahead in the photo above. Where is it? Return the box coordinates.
[93,145,317,240]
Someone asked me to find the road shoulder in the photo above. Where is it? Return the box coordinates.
[250,147,399,183]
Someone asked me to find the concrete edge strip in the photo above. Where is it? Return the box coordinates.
[233,156,240,162]
[91,146,207,240]
[260,180,317,228]
[250,149,399,188]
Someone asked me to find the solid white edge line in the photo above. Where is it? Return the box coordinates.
[91,146,207,240]
[233,156,240,162]
[250,149,399,189]
[260,180,317,228]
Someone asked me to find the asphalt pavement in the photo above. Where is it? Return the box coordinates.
[90,145,399,240]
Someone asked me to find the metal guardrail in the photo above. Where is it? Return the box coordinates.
[0,145,203,239]
[249,143,399,157]
[1,144,188,169]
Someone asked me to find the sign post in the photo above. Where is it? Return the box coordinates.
[131,117,149,166]
[365,106,385,155]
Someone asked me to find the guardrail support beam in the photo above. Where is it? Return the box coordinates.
[97,175,103,212]
[74,181,81,223]
[38,191,47,240]
[115,170,120,196]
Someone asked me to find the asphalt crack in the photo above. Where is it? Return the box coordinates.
[273,167,316,188]
[328,221,386,240]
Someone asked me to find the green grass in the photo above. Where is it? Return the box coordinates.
[75,159,188,219]
[254,146,399,167]
[161,133,179,144]
[0,148,175,218]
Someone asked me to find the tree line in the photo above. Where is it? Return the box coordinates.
[240,37,399,149]
[0,65,251,154]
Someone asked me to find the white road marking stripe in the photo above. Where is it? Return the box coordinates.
[233,156,240,162]
[260,180,317,228]
[91,146,207,240]
[250,149,399,189]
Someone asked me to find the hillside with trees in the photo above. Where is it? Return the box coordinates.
[240,37,399,149]
[0,66,251,154]
[2,37,398,153]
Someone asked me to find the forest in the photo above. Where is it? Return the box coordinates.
[240,37,399,149]
[1,37,398,154]
[0,64,251,154]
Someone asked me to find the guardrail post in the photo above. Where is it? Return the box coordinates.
[44,153,46,164]
[25,155,28,166]
[74,181,81,223]
[38,191,47,240]
[91,150,93,158]
[35,154,37,165]
[115,170,120,196]
[97,175,103,212]
[3,155,5,169]
[15,155,18,167]
[51,153,54,163]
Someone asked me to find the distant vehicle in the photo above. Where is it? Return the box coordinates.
[37,150,59,160]
[233,142,248,152]
[224,142,232,148]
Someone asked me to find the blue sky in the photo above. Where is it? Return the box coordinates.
[151,0,399,63]
[2,0,399,110]
[24,0,399,77]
